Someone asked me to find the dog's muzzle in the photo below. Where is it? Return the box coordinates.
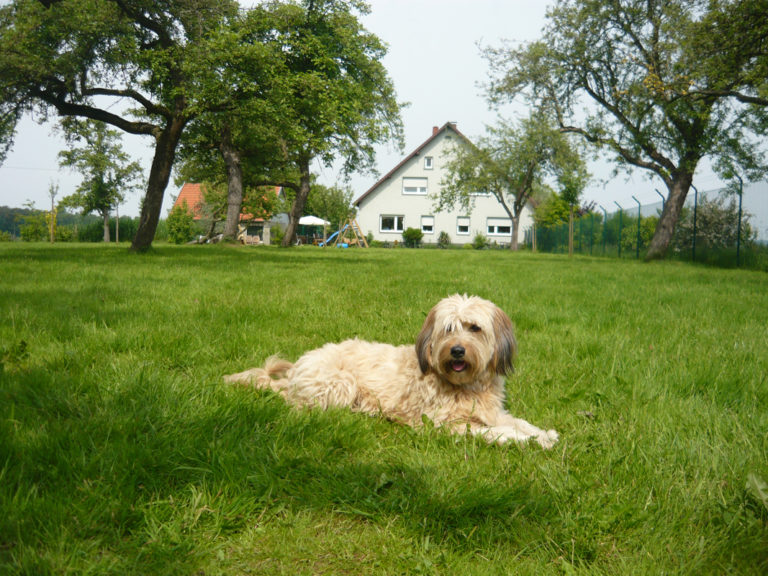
[450,345,467,372]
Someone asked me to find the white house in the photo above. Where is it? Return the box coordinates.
[354,122,534,246]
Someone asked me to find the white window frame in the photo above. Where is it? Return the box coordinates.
[380,214,404,233]
[457,216,470,236]
[487,218,512,236]
[424,156,433,170]
[421,215,434,234]
[402,177,428,195]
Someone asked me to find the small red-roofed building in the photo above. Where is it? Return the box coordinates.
[171,182,285,244]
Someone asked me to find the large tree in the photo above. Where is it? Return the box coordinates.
[438,114,589,250]
[484,0,768,260]
[174,1,403,246]
[263,0,403,246]
[174,5,287,240]
[0,0,240,251]
[58,119,143,242]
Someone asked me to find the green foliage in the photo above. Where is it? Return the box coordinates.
[1,245,767,574]
[437,231,451,249]
[485,0,768,258]
[534,192,572,227]
[673,194,755,254]
[0,0,242,251]
[58,119,144,240]
[304,183,355,229]
[620,216,659,253]
[269,225,284,246]
[166,203,196,244]
[18,210,48,242]
[439,115,589,250]
[472,232,489,250]
[402,227,424,248]
[177,0,403,247]
[78,217,140,243]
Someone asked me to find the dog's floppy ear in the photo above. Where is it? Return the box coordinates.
[492,306,517,375]
[415,308,436,374]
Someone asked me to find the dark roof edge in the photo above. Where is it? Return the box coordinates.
[353,122,472,207]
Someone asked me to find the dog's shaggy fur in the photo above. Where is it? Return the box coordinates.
[224,294,558,448]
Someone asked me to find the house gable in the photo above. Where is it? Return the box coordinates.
[354,123,534,246]
[172,182,205,220]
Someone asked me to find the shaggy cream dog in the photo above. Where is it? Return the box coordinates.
[224,294,558,449]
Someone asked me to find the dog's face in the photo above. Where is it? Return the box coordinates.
[416,295,516,385]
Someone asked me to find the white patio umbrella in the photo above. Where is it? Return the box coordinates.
[298,215,330,226]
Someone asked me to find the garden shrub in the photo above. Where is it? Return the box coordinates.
[402,227,424,248]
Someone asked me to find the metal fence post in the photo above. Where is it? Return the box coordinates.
[599,205,607,255]
[655,188,666,210]
[632,195,641,259]
[614,201,623,258]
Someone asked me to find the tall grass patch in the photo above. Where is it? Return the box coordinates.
[1,244,767,574]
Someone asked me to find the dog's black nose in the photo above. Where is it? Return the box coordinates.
[450,345,465,358]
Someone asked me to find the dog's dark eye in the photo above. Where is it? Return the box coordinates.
[445,326,453,334]
[469,324,481,333]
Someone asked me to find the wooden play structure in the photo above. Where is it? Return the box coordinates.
[327,218,369,248]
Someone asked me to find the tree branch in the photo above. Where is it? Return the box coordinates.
[83,87,170,118]
[111,0,174,48]
[30,87,158,136]
[559,122,669,183]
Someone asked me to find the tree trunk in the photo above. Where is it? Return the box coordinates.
[102,210,110,242]
[281,159,312,247]
[510,214,520,250]
[220,127,244,241]
[645,173,692,261]
[131,115,187,252]
[497,191,520,251]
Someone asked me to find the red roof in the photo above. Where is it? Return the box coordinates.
[172,182,280,222]
[172,183,205,220]
[353,122,473,207]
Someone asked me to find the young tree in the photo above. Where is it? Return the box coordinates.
[58,120,143,242]
[484,0,768,260]
[0,0,241,251]
[438,115,588,250]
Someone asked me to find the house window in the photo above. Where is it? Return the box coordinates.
[457,217,470,235]
[421,216,434,234]
[424,156,433,170]
[380,215,404,233]
[402,177,427,195]
[487,218,512,236]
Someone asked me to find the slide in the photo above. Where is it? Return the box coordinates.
[319,225,348,247]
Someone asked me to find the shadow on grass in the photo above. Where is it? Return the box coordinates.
[1,364,558,572]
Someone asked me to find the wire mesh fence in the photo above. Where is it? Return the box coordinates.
[526,185,768,269]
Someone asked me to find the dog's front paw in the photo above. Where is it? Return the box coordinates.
[536,429,559,449]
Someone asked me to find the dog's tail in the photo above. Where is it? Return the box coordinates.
[224,356,294,390]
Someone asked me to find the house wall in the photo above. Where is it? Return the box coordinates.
[356,128,533,246]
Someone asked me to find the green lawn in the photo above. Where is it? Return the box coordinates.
[1,243,767,575]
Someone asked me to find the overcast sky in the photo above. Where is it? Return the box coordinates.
[0,0,757,222]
